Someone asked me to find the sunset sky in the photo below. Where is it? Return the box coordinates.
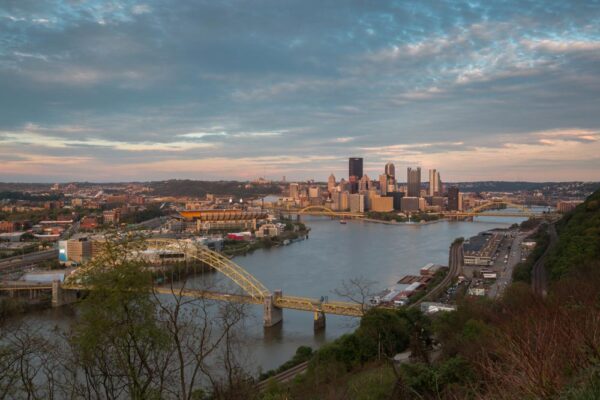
[1,0,599,182]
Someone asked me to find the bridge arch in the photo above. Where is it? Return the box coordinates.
[298,205,338,216]
[153,239,270,301]
[470,200,532,214]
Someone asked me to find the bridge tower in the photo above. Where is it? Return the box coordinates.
[264,289,283,327]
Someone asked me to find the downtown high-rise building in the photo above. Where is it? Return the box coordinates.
[348,157,363,194]
[384,162,395,179]
[327,173,336,193]
[379,174,389,196]
[448,186,461,211]
[289,183,299,199]
[359,174,371,192]
[407,167,421,197]
[429,169,442,196]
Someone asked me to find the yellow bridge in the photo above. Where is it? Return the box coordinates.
[275,205,364,218]
[274,201,544,219]
[0,239,363,330]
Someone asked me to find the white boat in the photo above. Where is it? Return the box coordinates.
[339,220,347,224]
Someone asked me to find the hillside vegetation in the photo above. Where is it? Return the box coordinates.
[150,179,282,198]
[547,189,600,279]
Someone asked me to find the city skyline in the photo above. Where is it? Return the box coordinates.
[1,1,599,182]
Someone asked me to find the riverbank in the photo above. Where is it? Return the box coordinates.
[222,231,310,257]
[361,218,442,226]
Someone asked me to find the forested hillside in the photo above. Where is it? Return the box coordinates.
[150,180,282,198]
[547,190,600,279]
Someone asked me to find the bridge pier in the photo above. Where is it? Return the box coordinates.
[264,289,283,327]
[313,310,326,331]
[52,281,78,307]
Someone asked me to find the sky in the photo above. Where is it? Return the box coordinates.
[1,0,599,183]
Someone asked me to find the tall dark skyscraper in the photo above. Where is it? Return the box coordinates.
[448,186,460,211]
[348,157,363,193]
[407,167,421,197]
[349,157,363,180]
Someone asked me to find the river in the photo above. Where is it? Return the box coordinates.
[186,214,527,373]
[19,214,528,375]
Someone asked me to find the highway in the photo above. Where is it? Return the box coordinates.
[487,230,528,298]
[0,249,58,277]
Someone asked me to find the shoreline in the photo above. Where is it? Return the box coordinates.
[360,218,442,226]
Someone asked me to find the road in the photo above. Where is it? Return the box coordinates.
[61,220,80,239]
[532,223,557,297]
[0,249,58,277]
[409,241,463,309]
[487,230,528,298]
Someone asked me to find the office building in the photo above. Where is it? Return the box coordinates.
[385,162,395,179]
[407,167,421,197]
[432,196,445,209]
[349,157,363,194]
[332,191,350,211]
[340,191,350,210]
[401,196,420,212]
[349,193,365,213]
[289,183,299,199]
[327,174,336,193]
[371,195,394,212]
[359,175,371,192]
[387,192,404,211]
[349,157,363,180]
[379,174,389,196]
[308,186,321,199]
[65,238,92,264]
[448,187,461,211]
[103,209,121,225]
[429,169,441,196]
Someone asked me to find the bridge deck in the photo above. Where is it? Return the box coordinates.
[0,283,364,317]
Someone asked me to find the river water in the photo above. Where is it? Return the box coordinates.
[187,215,526,373]
[20,214,527,375]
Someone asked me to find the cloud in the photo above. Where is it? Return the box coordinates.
[522,39,600,53]
[0,130,218,152]
[131,4,152,15]
[0,1,599,181]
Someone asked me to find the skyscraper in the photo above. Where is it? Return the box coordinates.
[327,173,336,193]
[407,167,421,197]
[379,174,388,196]
[349,157,363,194]
[384,162,395,179]
[289,183,299,199]
[448,186,460,211]
[429,169,441,196]
[359,174,371,192]
[349,157,363,180]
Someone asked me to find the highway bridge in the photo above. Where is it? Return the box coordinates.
[274,201,546,219]
[0,239,363,330]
